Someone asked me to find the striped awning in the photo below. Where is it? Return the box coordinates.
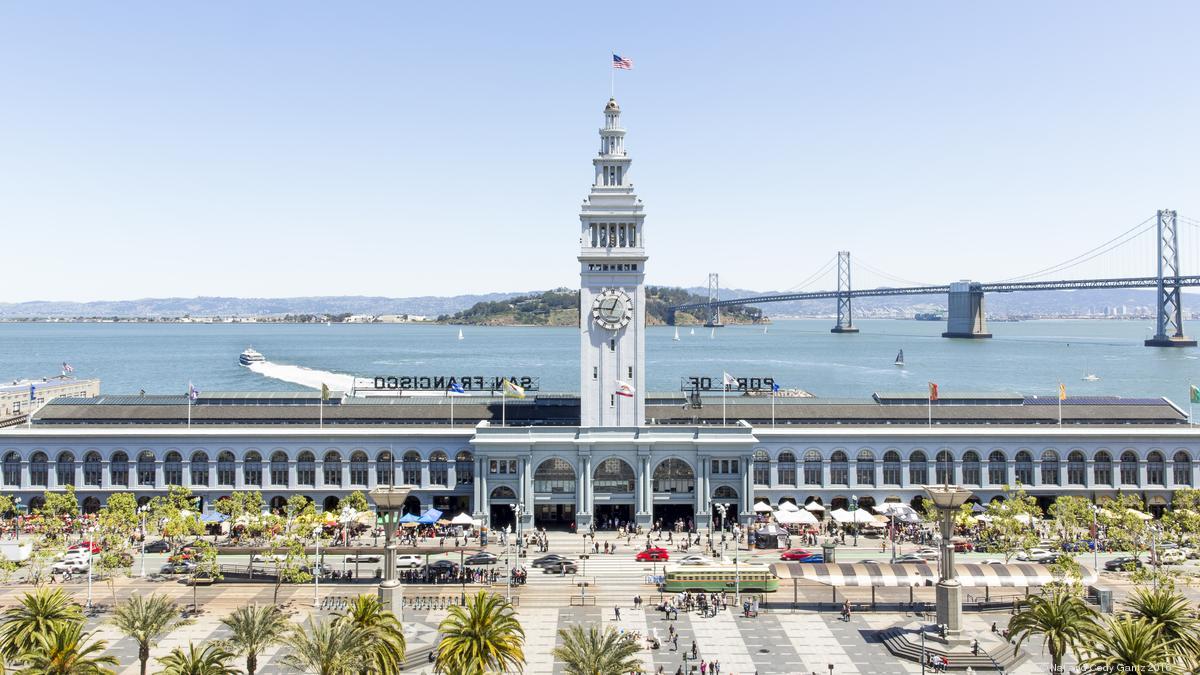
[769,562,1096,588]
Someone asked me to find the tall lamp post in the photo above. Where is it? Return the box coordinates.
[510,503,524,557]
[369,484,413,615]
[923,483,972,641]
[13,498,22,542]
[850,495,859,548]
[138,505,148,577]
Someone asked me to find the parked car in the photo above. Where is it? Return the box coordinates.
[542,561,578,574]
[52,560,90,574]
[395,555,423,569]
[143,540,170,553]
[677,555,711,566]
[1016,548,1052,562]
[635,548,670,562]
[1159,549,1187,565]
[425,560,459,573]
[345,554,381,564]
[894,554,929,564]
[1104,557,1143,572]
[914,548,940,561]
[160,561,196,575]
[68,541,101,554]
[465,552,498,566]
[301,563,333,577]
[779,548,813,561]
[793,554,824,563]
[532,554,570,568]
[251,553,278,563]
[951,538,974,553]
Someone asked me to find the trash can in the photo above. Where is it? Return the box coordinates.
[1092,587,1114,614]
[822,540,837,563]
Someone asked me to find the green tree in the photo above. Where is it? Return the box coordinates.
[982,486,1042,562]
[26,540,66,586]
[109,593,190,675]
[214,491,264,524]
[334,594,406,674]
[1123,586,1200,666]
[270,532,312,605]
[286,495,315,523]
[148,486,204,555]
[38,486,79,518]
[1096,494,1150,554]
[0,494,14,518]
[1081,616,1179,674]
[155,643,239,675]
[551,624,640,675]
[186,540,223,612]
[280,619,370,675]
[341,491,369,513]
[93,549,133,606]
[0,587,85,663]
[95,493,138,544]
[435,591,525,675]
[1048,495,1093,548]
[12,622,117,675]
[218,604,291,675]
[1007,588,1099,673]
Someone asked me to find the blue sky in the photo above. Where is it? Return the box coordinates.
[2,2,1198,302]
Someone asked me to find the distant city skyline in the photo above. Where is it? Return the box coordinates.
[2,2,1198,302]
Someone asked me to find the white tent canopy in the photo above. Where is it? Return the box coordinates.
[778,501,801,512]
[830,508,876,524]
[775,509,818,525]
[803,502,825,512]
[752,501,774,513]
[450,513,475,526]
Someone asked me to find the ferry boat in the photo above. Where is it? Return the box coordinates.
[239,348,265,366]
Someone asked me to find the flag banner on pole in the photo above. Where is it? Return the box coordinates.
[29,384,36,401]
[772,382,780,394]
[188,382,200,401]
[722,372,738,387]
[321,383,330,401]
[615,381,636,398]
[1059,383,1067,401]
[1191,385,1199,404]
[612,54,633,69]
[927,382,938,401]
[448,382,466,396]
[502,379,525,399]
[62,362,74,373]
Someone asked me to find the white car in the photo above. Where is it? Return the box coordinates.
[52,560,90,574]
[395,555,423,569]
[1159,549,1187,565]
[1016,548,1052,562]
[251,553,279,564]
[677,555,711,566]
[982,559,1005,565]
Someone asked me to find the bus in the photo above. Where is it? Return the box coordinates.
[662,564,779,593]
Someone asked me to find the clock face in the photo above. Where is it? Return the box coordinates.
[591,289,633,330]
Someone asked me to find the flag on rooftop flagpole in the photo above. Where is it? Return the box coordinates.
[612,54,633,70]
[188,382,200,401]
[448,382,466,396]
[1059,383,1067,401]
[321,383,330,401]
[615,381,635,398]
[722,372,738,387]
[1191,385,1199,404]
[927,382,938,401]
[62,362,74,374]
[502,379,525,399]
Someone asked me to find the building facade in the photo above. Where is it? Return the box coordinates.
[1,377,100,428]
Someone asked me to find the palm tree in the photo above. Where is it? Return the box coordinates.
[334,594,406,674]
[1081,615,1180,674]
[219,604,291,675]
[435,591,525,675]
[1008,588,1099,672]
[552,624,641,675]
[155,643,240,675]
[12,622,117,675]
[1123,586,1200,664]
[0,587,85,663]
[280,619,370,675]
[109,593,190,675]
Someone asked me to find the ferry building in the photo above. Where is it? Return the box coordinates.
[4,100,1199,528]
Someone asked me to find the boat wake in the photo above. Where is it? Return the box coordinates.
[246,361,356,393]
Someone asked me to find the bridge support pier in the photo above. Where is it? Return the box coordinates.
[1145,209,1196,347]
[830,250,859,334]
[941,281,992,339]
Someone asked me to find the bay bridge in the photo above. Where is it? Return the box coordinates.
[668,210,1200,347]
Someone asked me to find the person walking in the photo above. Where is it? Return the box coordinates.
[615,606,621,621]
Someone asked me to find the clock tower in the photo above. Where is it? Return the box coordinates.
[579,98,646,427]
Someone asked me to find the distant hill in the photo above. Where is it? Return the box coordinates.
[439,287,765,326]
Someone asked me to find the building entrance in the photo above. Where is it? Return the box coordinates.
[594,504,634,529]
[652,504,695,530]
[535,504,576,528]
[490,504,516,530]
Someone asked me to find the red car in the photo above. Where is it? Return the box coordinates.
[779,548,812,561]
[68,541,101,554]
[636,547,670,562]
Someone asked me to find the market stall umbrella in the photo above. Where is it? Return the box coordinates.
[1128,508,1153,521]
[775,509,818,525]
[418,508,443,525]
[399,513,421,524]
[830,508,876,524]
[450,513,475,527]
[752,502,774,513]
[803,502,825,512]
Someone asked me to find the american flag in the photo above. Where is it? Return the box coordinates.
[62,362,74,373]
[612,54,633,70]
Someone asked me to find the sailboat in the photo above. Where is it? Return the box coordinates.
[894,349,905,367]
[1081,358,1099,381]
[690,328,695,336]
[458,329,464,341]
[710,327,716,339]
[673,327,680,341]
[762,326,768,335]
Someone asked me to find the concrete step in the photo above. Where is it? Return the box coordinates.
[878,626,1026,672]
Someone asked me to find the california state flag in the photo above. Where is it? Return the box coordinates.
[615,381,636,398]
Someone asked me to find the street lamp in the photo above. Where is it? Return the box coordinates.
[369,484,414,615]
[13,497,23,542]
[923,483,972,641]
[138,505,148,578]
[850,495,858,548]
[86,526,95,610]
[510,503,524,557]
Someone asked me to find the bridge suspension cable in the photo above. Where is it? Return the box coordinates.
[779,255,837,293]
[992,214,1157,283]
[852,257,935,288]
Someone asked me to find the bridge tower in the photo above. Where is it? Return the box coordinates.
[704,273,722,327]
[830,251,859,334]
[1145,209,1196,347]
[941,281,992,339]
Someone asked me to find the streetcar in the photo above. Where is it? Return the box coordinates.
[661,563,779,593]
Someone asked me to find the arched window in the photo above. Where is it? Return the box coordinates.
[882,450,901,485]
[962,451,981,485]
[217,451,236,486]
[137,450,156,486]
[164,451,183,485]
[593,458,635,493]
[988,451,1007,485]
[349,451,368,486]
[429,451,449,487]
[1147,451,1165,486]
[803,450,822,485]
[456,450,474,485]
[270,451,288,486]
[752,450,770,485]
[1040,450,1060,486]
[1014,450,1034,485]
[778,451,797,486]
[713,485,738,500]
[323,451,342,487]
[377,451,394,485]
[1174,451,1192,486]
[490,486,516,500]
[297,451,316,487]
[1120,451,1138,485]
[109,451,127,487]
[1067,451,1086,485]
[83,451,101,486]
[935,450,953,484]
[534,458,576,494]
[2,452,19,486]
[653,458,695,493]
[856,450,874,486]
[1094,451,1113,487]
[402,451,421,485]
[829,450,848,485]
[191,451,210,486]
[56,451,76,486]
[909,451,928,485]
[243,451,262,487]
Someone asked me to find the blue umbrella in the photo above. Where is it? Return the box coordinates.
[399,513,421,524]
[418,508,443,525]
